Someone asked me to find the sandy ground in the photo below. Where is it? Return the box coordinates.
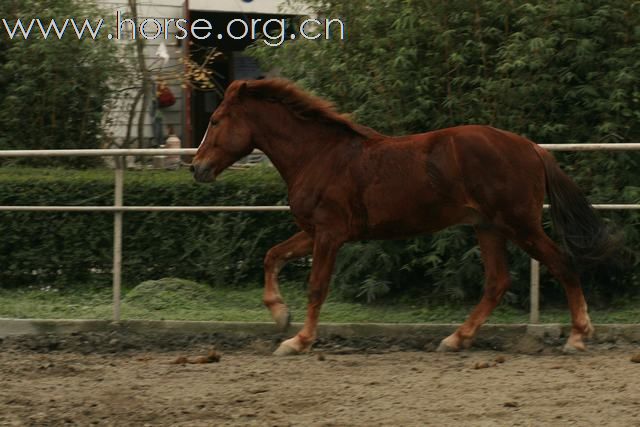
[1,332,640,426]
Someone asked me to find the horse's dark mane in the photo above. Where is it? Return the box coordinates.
[243,79,382,139]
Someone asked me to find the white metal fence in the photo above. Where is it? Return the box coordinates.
[0,145,638,322]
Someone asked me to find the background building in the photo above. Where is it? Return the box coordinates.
[96,0,293,149]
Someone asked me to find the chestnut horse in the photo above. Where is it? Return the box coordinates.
[191,79,617,356]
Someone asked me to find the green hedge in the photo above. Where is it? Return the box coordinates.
[0,166,297,287]
[0,166,637,307]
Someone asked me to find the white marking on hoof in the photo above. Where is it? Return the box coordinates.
[584,321,595,339]
[563,339,587,354]
[273,341,300,357]
[273,336,310,356]
[436,341,459,353]
[563,322,592,353]
[437,335,461,353]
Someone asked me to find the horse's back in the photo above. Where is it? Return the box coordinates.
[431,125,547,224]
[356,125,546,237]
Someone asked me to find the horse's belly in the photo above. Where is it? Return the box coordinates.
[362,197,473,239]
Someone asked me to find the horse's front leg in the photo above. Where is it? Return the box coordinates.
[263,231,314,331]
[273,232,343,356]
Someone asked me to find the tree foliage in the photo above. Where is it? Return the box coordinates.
[0,0,123,166]
[251,0,640,305]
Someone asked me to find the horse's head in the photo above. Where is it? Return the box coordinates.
[191,81,254,182]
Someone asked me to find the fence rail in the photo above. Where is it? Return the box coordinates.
[0,204,637,212]
[1,146,638,322]
[1,143,640,157]
[0,206,291,212]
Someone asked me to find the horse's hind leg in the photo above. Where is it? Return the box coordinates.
[514,228,594,352]
[263,231,313,331]
[438,227,511,352]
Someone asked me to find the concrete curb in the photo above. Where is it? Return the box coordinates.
[1,318,639,343]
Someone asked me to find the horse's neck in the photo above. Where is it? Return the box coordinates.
[252,112,359,185]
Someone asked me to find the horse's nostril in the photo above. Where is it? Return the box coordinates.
[189,164,195,173]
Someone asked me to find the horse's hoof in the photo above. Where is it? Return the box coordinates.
[273,342,300,357]
[585,324,595,339]
[436,340,459,353]
[274,310,292,332]
[563,342,587,354]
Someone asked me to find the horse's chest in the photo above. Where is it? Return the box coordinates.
[288,194,317,233]
[288,182,364,236]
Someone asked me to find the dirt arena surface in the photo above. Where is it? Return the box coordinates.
[1,332,640,426]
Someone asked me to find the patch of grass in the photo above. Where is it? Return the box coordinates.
[123,278,217,310]
[0,280,639,324]
[0,284,114,320]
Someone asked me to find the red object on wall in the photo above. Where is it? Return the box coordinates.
[157,83,176,108]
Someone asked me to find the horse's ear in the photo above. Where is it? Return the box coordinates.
[237,81,249,98]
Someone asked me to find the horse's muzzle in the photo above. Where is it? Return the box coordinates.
[190,162,216,183]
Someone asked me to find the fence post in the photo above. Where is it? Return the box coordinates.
[530,259,540,324]
[112,157,124,322]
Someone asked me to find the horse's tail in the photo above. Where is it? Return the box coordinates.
[539,149,621,266]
